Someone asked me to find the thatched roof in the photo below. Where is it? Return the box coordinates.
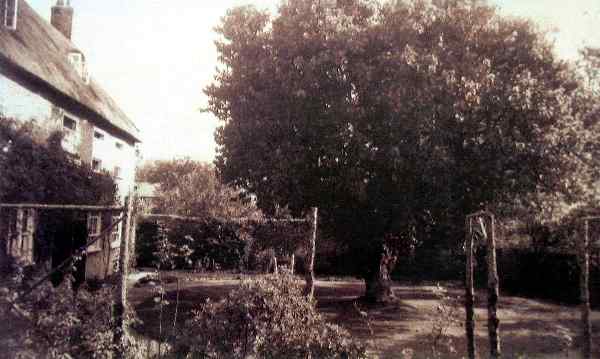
[0,0,140,143]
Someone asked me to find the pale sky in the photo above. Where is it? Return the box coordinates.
[28,0,600,163]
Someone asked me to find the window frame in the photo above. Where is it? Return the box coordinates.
[87,213,102,252]
[63,115,77,131]
[3,0,18,30]
[110,216,122,249]
[94,131,105,140]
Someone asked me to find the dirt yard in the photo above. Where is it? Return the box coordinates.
[128,272,600,358]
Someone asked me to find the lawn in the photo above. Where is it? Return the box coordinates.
[128,271,600,358]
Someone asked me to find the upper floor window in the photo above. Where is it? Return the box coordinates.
[2,0,18,30]
[68,52,82,68]
[63,116,76,131]
[67,51,90,84]
[113,166,121,179]
[115,142,124,150]
[94,131,105,140]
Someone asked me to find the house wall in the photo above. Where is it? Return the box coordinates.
[0,72,137,202]
[1,72,137,279]
[0,71,54,125]
[91,126,137,202]
[1,72,83,155]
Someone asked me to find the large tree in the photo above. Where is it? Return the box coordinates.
[206,0,599,302]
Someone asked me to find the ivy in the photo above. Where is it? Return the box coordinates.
[0,117,117,205]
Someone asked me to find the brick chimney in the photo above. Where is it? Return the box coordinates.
[51,0,73,40]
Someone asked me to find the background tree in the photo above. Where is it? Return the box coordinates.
[137,158,262,220]
[206,0,600,302]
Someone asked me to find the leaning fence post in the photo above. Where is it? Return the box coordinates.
[580,219,592,359]
[465,216,476,359]
[487,214,501,358]
[304,207,318,299]
[113,193,135,358]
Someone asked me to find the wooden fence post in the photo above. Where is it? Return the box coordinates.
[581,220,592,359]
[15,208,23,258]
[304,207,318,299]
[465,217,476,359]
[113,193,135,358]
[290,253,295,275]
[487,214,501,358]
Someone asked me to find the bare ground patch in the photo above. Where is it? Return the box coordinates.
[128,272,600,358]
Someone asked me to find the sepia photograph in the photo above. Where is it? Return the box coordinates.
[0,0,599,357]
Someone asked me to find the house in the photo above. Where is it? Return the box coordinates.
[0,0,141,279]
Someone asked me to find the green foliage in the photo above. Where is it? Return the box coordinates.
[206,0,600,290]
[135,216,313,273]
[135,218,246,270]
[136,158,262,220]
[177,273,367,358]
[0,118,117,205]
[475,246,599,307]
[0,260,116,358]
[427,284,459,358]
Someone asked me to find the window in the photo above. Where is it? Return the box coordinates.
[94,131,105,140]
[113,166,122,179]
[110,216,121,248]
[115,142,123,150]
[2,0,18,30]
[87,213,102,252]
[68,51,89,84]
[92,158,102,171]
[63,116,76,131]
[68,52,82,68]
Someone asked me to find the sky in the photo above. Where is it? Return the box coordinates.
[28,0,600,163]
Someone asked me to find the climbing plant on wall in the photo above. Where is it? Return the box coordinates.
[0,117,117,205]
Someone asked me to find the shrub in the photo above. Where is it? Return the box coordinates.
[0,259,116,358]
[135,218,245,270]
[475,247,599,308]
[177,273,367,358]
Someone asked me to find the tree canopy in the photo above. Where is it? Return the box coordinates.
[206,0,600,299]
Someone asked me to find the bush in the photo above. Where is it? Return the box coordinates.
[177,273,367,358]
[0,259,117,358]
[475,247,599,308]
[135,218,245,270]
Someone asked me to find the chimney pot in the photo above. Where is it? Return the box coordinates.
[51,0,73,40]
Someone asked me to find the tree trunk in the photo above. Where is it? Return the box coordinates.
[364,244,397,303]
[112,194,134,359]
